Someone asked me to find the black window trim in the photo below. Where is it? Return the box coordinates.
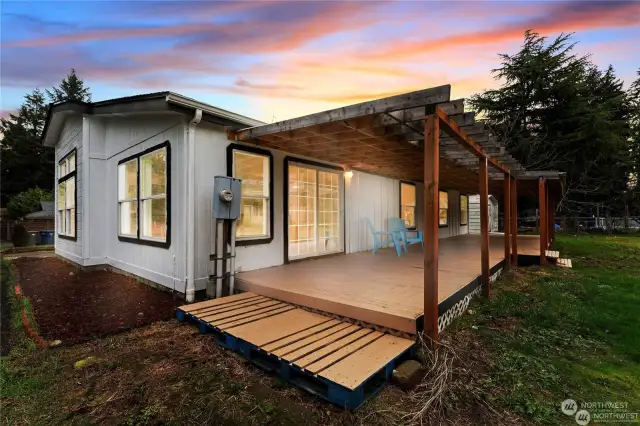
[460,194,469,226]
[399,180,417,230]
[226,143,274,246]
[439,189,449,228]
[57,148,78,241]
[117,140,171,249]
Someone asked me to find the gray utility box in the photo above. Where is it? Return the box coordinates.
[212,176,242,220]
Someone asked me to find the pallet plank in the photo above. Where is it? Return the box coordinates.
[178,292,258,313]
[223,308,332,346]
[199,300,288,323]
[302,331,384,372]
[261,319,343,352]
[319,334,415,389]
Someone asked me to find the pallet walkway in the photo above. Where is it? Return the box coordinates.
[177,292,415,410]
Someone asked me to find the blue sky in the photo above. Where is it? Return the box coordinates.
[1,1,638,122]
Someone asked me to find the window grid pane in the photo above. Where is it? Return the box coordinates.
[401,183,416,227]
[141,197,167,240]
[119,201,138,236]
[118,160,138,201]
[140,148,166,198]
[233,150,270,239]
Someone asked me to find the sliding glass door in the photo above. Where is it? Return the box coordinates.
[288,163,342,260]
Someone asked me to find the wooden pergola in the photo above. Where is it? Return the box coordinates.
[227,84,563,344]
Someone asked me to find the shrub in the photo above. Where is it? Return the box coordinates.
[11,225,30,247]
[7,188,53,219]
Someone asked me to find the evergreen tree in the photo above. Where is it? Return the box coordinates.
[1,70,91,205]
[46,68,91,103]
[470,31,634,215]
[0,89,52,205]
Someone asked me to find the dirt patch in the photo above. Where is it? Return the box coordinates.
[12,257,183,344]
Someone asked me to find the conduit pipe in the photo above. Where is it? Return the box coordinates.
[185,109,202,302]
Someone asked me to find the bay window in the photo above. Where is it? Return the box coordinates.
[117,141,170,247]
[57,149,76,239]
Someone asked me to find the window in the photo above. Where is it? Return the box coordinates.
[228,144,273,245]
[400,182,416,228]
[57,150,76,239]
[460,195,469,226]
[117,141,170,248]
[287,160,342,260]
[439,191,448,227]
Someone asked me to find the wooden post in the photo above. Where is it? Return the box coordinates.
[479,157,490,297]
[550,197,556,243]
[503,175,511,270]
[424,114,439,345]
[510,177,518,265]
[539,177,547,265]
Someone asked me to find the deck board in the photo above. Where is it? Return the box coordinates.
[236,234,540,333]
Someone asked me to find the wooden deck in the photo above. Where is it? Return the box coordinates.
[236,234,541,334]
[177,293,414,408]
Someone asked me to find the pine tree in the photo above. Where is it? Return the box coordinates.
[470,31,634,216]
[1,70,92,205]
[0,89,53,205]
[46,68,91,103]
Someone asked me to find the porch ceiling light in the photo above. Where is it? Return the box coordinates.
[344,168,353,178]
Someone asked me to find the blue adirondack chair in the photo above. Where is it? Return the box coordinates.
[365,218,403,256]
[389,217,424,252]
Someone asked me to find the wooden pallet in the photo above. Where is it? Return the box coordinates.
[545,250,560,259]
[177,293,415,410]
[557,258,573,268]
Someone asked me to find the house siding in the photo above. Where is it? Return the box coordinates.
[54,116,83,263]
[102,115,187,291]
[415,185,469,239]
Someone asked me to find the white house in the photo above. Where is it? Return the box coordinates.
[42,92,471,302]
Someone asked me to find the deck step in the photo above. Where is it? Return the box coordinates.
[177,293,415,410]
[557,258,572,268]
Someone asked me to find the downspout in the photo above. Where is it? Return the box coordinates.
[185,109,202,302]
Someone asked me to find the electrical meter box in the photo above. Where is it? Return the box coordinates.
[212,176,242,220]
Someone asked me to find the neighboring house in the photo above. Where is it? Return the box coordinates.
[468,194,499,234]
[41,92,472,299]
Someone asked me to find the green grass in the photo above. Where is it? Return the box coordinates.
[450,234,640,424]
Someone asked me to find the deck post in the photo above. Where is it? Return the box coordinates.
[424,114,440,346]
[479,157,490,297]
[539,177,547,265]
[549,196,556,243]
[503,175,511,270]
[510,177,518,265]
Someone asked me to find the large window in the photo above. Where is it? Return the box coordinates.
[287,160,342,260]
[228,145,273,245]
[57,149,76,239]
[117,141,170,248]
[400,182,416,228]
[460,195,469,226]
[439,191,449,227]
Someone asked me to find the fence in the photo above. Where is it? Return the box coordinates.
[497,215,640,235]
[1,219,55,242]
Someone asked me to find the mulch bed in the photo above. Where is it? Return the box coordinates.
[12,257,183,345]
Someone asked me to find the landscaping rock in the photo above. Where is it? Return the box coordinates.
[392,360,424,389]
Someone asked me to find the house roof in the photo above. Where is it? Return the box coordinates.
[227,84,563,196]
[41,92,264,147]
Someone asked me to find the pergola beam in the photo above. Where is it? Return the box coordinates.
[235,85,451,141]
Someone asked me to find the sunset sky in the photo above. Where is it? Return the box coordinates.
[1,0,639,122]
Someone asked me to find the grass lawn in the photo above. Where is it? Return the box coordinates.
[1,234,638,425]
[449,234,640,424]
